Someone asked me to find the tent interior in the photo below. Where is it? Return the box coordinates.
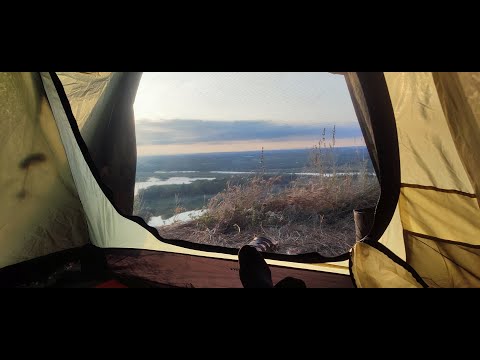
[0,72,479,288]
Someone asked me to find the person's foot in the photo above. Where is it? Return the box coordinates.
[238,245,273,288]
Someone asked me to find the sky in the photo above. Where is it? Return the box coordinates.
[133,72,361,155]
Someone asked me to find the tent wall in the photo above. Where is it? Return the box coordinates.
[56,72,141,215]
[432,72,480,208]
[0,73,88,269]
[350,72,480,287]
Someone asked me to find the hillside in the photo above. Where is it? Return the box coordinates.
[134,146,380,257]
[156,173,379,256]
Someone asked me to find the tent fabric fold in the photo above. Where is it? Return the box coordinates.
[57,72,141,215]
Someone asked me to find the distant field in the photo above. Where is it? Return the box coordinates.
[136,147,372,175]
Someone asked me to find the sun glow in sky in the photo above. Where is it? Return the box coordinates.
[133,72,361,155]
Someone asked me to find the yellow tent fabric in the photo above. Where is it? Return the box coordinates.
[351,242,423,288]
[0,73,88,268]
[55,72,113,131]
[351,72,480,288]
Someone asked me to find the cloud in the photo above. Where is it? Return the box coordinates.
[135,119,362,146]
[137,138,365,156]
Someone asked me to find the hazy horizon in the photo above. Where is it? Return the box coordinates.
[137,143,367,157]
[133,72,360,155]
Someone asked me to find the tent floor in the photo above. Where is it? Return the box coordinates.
[0,245,353,288]
[104,248,353,288]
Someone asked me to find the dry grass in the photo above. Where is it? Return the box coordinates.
[158,173,379,257]
[157,130,380,257]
